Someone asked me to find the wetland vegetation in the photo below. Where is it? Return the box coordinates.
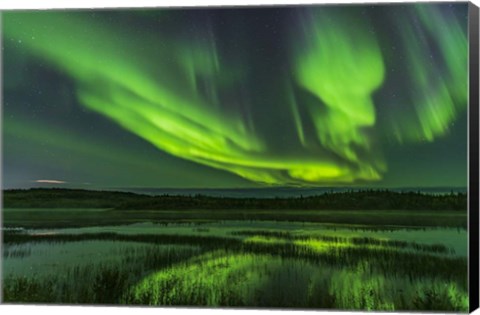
[1,188,469,311]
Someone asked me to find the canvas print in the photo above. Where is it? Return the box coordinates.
[1,2,475,312]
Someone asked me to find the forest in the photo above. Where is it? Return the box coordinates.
[3,188,467,211]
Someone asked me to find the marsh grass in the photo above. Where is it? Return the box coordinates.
[2,204,469,312]
[3,241,202,304]
[123,251,467,311]
[2,224,468,311]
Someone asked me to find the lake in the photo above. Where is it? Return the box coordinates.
[2,208,468,311]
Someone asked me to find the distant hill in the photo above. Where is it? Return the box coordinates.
[2,188,467,211]
[3,188,145,209]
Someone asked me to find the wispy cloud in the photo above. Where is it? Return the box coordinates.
[34,179,67,184]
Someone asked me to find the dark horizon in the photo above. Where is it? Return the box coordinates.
[2,185,468,199]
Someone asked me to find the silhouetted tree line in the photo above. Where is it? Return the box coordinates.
[3,188,142,208]
[3,188,467,211]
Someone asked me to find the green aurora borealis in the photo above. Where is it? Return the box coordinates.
[2,3,469,189]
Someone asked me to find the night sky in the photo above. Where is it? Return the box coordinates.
[2,3,469,189]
